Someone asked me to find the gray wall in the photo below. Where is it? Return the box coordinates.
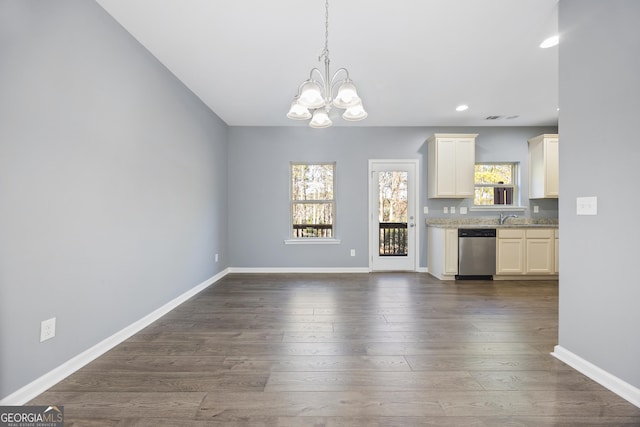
[228,125,557,269]
[0,0,228,399]
[558,0,640,388]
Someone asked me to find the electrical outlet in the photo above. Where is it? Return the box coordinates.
[40,317,56,342]
[215,253,219,262]
[533,205,539,213]
[450,206,456,214]
[444,207,448,214]
[350,249,356,257]
[423,206,429,214]
[460,207,468,215]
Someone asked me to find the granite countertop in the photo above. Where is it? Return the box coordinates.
[425,218,559,229]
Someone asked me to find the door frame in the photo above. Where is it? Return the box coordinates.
[368,159,420,272]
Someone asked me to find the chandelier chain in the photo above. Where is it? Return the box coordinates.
[319,0,330,62]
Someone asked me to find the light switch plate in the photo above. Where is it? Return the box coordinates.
[423,206,429,214]
[577,196,597,215]
[444,207,448,214]
[460,207,468,215]
[450,207,456,214]
[533,205,539,213]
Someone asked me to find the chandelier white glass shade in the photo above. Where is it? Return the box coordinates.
[287,0,367,128]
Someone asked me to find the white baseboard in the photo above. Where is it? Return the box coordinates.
[0,268,229,406]
[228,267,429,274]
[552,345,640,408]
[228,267,370,274]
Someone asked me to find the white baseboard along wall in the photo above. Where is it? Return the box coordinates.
[552,345,640,408]
[0,269,229,406]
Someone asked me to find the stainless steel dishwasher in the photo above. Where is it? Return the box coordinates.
[457,228,496,279]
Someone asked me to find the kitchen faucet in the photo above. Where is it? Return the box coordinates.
[499,212,518,225]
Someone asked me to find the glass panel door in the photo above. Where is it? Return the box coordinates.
[378,171,408,257]
[370,160,417,271]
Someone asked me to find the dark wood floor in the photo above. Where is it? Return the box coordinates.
[30,273,640,426]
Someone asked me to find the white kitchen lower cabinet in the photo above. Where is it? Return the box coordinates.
[496,228,558,277]
[430,226,558,280]
[525,229,554,274]
[554,229,559,274]
[427,227,458,280]
[496,229,525,275]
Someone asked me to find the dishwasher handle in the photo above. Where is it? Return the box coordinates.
[458,228,496,238]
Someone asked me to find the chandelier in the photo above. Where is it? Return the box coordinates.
[286,0,367,128]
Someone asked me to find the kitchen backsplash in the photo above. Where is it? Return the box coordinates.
[425,197,559,220]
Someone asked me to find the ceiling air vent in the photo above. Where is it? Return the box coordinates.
[485,115,503,120]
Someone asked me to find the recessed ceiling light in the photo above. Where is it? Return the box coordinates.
[456,104,469,112]
[540,35,559,48]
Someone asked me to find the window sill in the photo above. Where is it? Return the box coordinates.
[469,206,528,212]
[284,238,341,245]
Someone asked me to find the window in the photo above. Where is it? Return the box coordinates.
[290,162,335,238]
[474,163,518,206]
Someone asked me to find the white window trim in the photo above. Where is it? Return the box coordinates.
[284,238,341,245]
[289,162,337,241]
[473,162,524,209]
[469,205,527,212]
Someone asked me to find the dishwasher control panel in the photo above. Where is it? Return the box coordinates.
[458,228,497,238]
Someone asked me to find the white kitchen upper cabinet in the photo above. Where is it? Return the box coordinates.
[528,134,559,198]
[427,134,477,198]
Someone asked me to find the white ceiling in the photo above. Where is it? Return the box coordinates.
[96,0,559,127]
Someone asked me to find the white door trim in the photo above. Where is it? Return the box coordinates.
[368,159,420,272]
